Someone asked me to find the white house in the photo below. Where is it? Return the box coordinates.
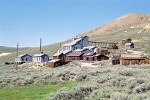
[55,36,89,55]
[15,54,32,64]
[125,43,134,49]
[33,52,49,62]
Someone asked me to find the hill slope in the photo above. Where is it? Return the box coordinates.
[80,13,150,37]
[0,13,150,63]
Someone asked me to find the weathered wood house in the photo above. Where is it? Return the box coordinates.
[65,52,84,62]
[46,59,61,68]
[15,54,32,64]
[121,54,148,65]
[83,52,109,61]
[122,57,146,65]
[107,42,118,49]
[53,53,65,63]
[33,52,49,62]
[83,52,96,61]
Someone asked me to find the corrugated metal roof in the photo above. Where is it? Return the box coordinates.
[63,38,82,46]
[125,43,134,46]
[63,36,88,47]
[53,53,62,56]
[33,53,48,57]
[66,52,83,57]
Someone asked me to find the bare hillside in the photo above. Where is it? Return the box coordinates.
[80,13,150,36]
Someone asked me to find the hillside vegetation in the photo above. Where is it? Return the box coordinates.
[0,13,150,100]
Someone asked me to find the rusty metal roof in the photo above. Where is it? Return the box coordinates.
[122,57,146,60]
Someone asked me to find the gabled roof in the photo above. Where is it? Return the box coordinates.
[17,54,31,58]
[53,53,63,56]
[33,53,48,57]
[125,42,134,46]
[63,38,82,46]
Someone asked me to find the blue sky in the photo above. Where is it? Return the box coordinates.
[0,0,150,47]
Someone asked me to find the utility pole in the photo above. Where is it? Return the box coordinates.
[16,42,19,57]
[60,42,61,48]
[16,42,19,70]
[40,38,42,52]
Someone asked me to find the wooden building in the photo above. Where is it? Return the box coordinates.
[107,42,118,49]
[122,57,146,65]
[95,48,109,55]
[65,52,84,62]
[121,54,149,65]
[53,53,65,63]
[122,38,132,45]
[33,52,49,62]
[46,59,61,68]
[55,36,89,55]
[94,54,109,61]
[112,55,120,65]
[83,52,109,61]
[15,54,32,64]
[83,52,96,61]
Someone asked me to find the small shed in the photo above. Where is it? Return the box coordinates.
[46,59,61,68]
[33,53,49,62]
[15,54,32,64]
[53,53,65,63]
[65,52,84,62]
[107,42,118,49]
[124,43,134,49]
[112,55,120,65]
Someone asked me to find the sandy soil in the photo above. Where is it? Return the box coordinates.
[0,53,12,57]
